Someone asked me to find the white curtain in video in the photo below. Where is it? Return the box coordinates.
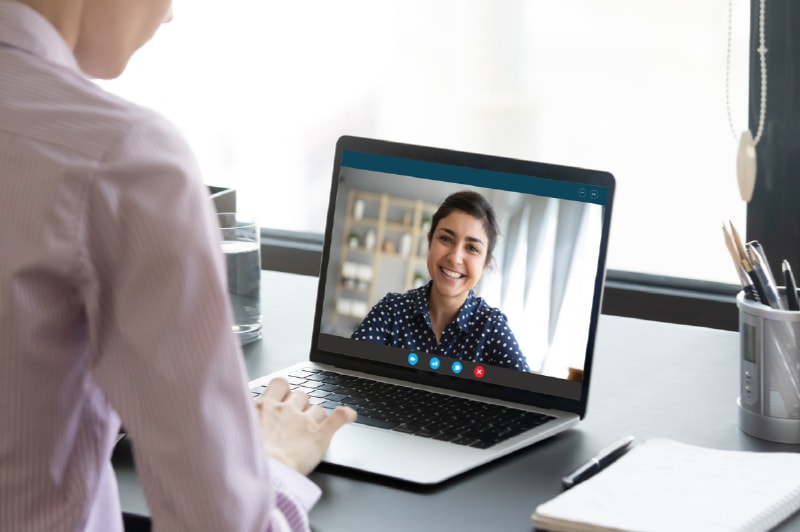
[481,198,602,377]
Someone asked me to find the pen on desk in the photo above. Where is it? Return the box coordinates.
[561,435,635,490]
[783,260,800,311]
[747,241,785,310]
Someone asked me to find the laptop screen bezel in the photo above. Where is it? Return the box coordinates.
[309,135,615,418]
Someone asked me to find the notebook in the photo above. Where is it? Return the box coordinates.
[532,438,800,532]
[249,135,615,485]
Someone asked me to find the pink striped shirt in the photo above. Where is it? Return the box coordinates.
[0,2,319,530]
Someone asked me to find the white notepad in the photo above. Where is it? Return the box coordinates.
[533,438,800,532]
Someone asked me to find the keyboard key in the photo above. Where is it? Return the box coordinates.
[357,415,397,429]
[340,396,365,406]
[325,393,348,402]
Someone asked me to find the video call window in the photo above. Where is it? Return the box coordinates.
[319,165,606,385]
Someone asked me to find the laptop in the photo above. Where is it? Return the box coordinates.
[249,135,615,485]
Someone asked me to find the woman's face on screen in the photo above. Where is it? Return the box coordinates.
[426,210,488,304]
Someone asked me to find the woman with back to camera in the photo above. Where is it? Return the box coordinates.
[0,1,355,530]
[351,190,529,371]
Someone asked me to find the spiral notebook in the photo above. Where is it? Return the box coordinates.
[532,438,800,532]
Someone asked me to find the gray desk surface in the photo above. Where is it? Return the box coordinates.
[114,270,800,531]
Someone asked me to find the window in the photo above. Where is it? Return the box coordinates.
[99,1,798,329]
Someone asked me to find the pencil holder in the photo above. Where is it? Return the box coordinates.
[737,289,800,444]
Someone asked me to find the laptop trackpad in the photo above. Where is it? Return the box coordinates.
[322,423,481,484]
[324,423,406,464]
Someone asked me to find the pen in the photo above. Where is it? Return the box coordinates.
[561,435,635,489]
[737,264,759,302]
[783,260,800,311]
[747,241,785,310]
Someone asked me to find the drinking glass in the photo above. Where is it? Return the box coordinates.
[218,213,262,345]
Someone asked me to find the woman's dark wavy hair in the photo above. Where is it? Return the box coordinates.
[427,190,500,267]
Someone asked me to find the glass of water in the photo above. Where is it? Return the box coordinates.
[218,213,262,345]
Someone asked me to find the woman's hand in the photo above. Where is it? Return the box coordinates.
[256,377,356,475]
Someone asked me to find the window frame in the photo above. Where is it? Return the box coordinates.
[259,0,797,333]
[260,229,742,330]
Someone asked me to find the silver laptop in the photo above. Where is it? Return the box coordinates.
[250,135,615,485]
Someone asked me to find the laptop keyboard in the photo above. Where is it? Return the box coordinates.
[251,367,556,449]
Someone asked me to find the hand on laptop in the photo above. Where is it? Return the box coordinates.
[256,377,356,475]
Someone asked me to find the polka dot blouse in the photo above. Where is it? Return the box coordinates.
[351,282,530,372]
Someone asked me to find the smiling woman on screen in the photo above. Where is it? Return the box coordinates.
[351,190,529,372]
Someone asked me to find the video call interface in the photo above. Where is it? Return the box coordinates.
[316,150,610,402]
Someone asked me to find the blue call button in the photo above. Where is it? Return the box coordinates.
[407,353,419,366]
[451,361,463,374]
[429,357,441,370]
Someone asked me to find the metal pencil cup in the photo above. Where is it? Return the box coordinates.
[737,289,800,443]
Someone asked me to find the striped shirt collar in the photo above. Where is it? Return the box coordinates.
[0,1,80,73]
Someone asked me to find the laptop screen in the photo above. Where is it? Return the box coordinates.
[311,136,614,417]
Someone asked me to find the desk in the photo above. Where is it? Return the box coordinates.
[115,271,800,531]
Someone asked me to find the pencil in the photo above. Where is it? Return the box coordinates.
[728,221,750,269]
[723,221,761,302]
[723,224,747,282]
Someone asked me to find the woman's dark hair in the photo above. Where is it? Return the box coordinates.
[428,190,500,266]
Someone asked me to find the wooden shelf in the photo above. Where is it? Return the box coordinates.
[333,189,437,325]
